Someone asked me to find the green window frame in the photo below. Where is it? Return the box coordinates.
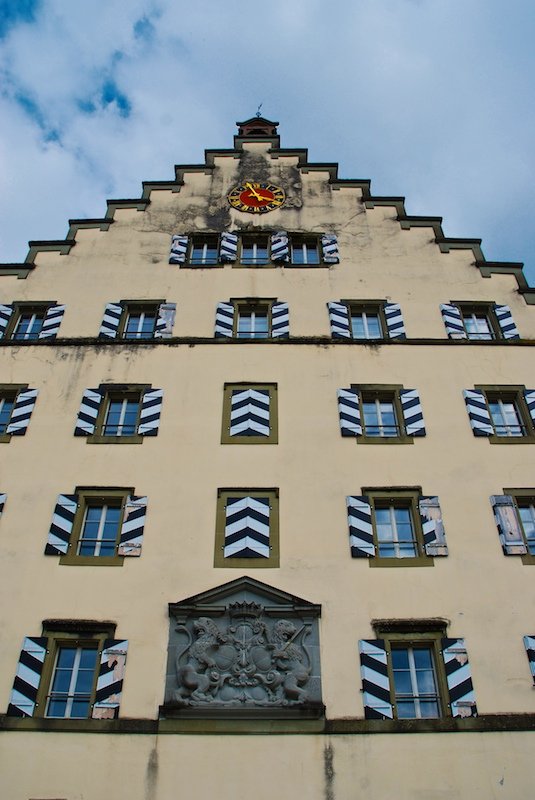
[116,301,164,339]
[232,299,275,339]
[214,488,280,568]
[503,488,535,565]
[221,383,278,444]
[366,488,433,568]
[87,384,150,444]
[59,488,132,566]
[188,234,220,267]
[341,301,387,340]
[477,385,535,444]
[0,384,27,443]
[4,303,51,341]
[352,384,414,445]
[453,302,501,340]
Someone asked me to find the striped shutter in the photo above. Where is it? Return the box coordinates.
[215,302,235,338]
[155,302,176,338]
[92,639,128,719]
[44,494,78,555]
[441,638,477,717]
[419,496,448,556]
[39,304,65,338]
[0,304,13,338]
[384,303,406,339]
[224,496,271,558]
[327,302,351,339]
[490,495,527,555]
[358,639,394,719]
[337,389,362,436]
[523,390,535,429]
[138,389,163,436]
[219,232,238,263]
[271,302,289,338]
[7,637,48,717]
[400,389,426,436]
[230,389,270,437]
[440,304,466,339]
[494,305,520,339]
[347,496,375,557]
[118,496,147,556]
[6,388,38,435]
[463,389,493,436]
[271,231,289,262]
[98,303,123,338]
[0,493,6,518]
[321,234,339,264]
[523,636,535,683]
[74,389,103,436]
[169,234,188,264]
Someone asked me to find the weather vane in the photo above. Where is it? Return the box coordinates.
[255,103,263,118]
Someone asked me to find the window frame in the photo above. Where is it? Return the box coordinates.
[188,234,220,267]
[231,299,276,339]
[341,300,387,340]
[476,385,535,444]
[221,383,278,444]
[117,300,164,340]
[59,488,132,566]
[503,488,535,565]
[352,384,413,445]
[288,234,321,266]
[214,488,280,568]
[233,233,329,268]
[365,488,433,568]
[4,303,53,341]
[452,302,502,341]
[0,383,29,443]
[86,384,150,444]
[238,233,271,267]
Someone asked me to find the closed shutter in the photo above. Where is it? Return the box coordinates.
[337,389,362,436]
[0,304,13,338]
[400,389,426,436]
[155,303,176,337]
[327,302,351,339]
[523,390,535,429]
[321,234,339,264]
[419,496,448,556]
[224,496,270,558]
[463,389,493,436]
[440,304,466,339]
[92,639,129,719]
[7,637,48,717]
[215,302,235,338]
[523,636,535,683]
[74,389,103,436]
[44,494,78,555]
[138,389,163,436]
[271,231,289,262]
[98,303,123,338]
[6,388,38,435]
[169,234,188,264]
[118,496,147,556]
[0,493,6,518]
[219,232,238,263]
[490,495,527,555]
[230,389,270,437]
[494,305,520,339]
[347,496,375,557]
[384,303,406,339]
[271,302,289,338]
[39,304,66,338]
[441,638,477,717]
[358,639,394,719]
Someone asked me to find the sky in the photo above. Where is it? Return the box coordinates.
[1,0,534,284]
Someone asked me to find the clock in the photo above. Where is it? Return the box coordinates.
[228,181,285,213]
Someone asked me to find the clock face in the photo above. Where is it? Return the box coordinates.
[228,181,285,213]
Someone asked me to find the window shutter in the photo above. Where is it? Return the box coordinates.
[494,305,520,340]
[74,389,103,436]
[384,303,406,339]
[358,639,394,719]
[224,496,270,558]
[230,389,270,437]
[321,234,339,264]
[118,496,147,556]
[419,496,448,556]
[219,232,238,263]
[440,304,466,339]
[0,304,13,338]
[441,638,477,718]
[7,637,48,717]
[327,302,351,339]
[138,389,163,436]
[523,636,535,683]
[169,234,188,264]
[337,389,362,436]
[271,231,289,262]
[347,495,375,557]
[490,495,527,555]
[155,303,176,338]
[6,388,38,435]
[400,389,426,436]
[39,304,65,338]
[523,390,535,428]
[271,301,289,338]
[463,389,493,436]
[44,494,78,555]
[215,302,235,338]
[92,639,129,719]
[0,493,6,518]
[98,303,123,338]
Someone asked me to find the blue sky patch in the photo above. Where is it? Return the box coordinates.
[100,79,131,118]
[0,0,41,38]
[134,15,155,41]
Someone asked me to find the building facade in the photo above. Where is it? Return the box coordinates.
[1,117,535,799]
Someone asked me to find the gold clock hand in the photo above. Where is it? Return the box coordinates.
[245,182,265,201]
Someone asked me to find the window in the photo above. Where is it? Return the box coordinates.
[0,384,38,441]
[351,309,383,340]
[240,234,270,265]
[215,299,289,339]
[328,301,406,339]
[12,307,46,340]
[123,307,158,339]
[337,386,425,441]
[464,386,535,442]
[74,384,163,442]
[0,393,16,434]
[238,306,269,339]
[189,234,219,266]
[221,383,278,444]
[440,302,519,340]
[214,489,279,568]
[0,302,65,340]
[390,644,441,718]
[98,301,175,339]
[290,236,320,265]
[491,491,535,561]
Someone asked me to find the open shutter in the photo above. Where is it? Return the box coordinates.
[169,234,188,264]
[419,496,448,556]
[138,389,163,436]
[490,495,527,555]
[92,639,128,719]
[271,301,289,338]
[271,231,289,262]
[0,304,13,338]
[215,302,235,338]
[224,496,270,558]
[155,303,176,338]
[347,496,375,557]
[463,389,493,436]
[328,302,351,339]
[523,390,535,429]
[118,496,147,556]
[7,637,48,717]
[44,494,78,555]
[440,304,466,339]
[0,493,6,518]
[337,389,362,436]
[74,389,103,436]
[39,304,65,338]
[99,303,122,338]
[441,638,477,718]
[400,389,426,436]
[494,305,519,340]
[230,389,270,437]
[6,388,38,435]
[384,303,406,339]
[358,639,393,719]
[219,232,238,263]
[523,636,535,683]
[321,234,339,264]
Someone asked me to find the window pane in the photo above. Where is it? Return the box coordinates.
[124,311,156,339]
[104,398,139,436]
[242,238,269,264]
[0,398,14,433]
[351,312,381,339]
[13,312,44,340]
[191,238,218,264]
[47,646,97,719]
[489,400,523,436]
[519,504,535,554]
[464,313,493,340]
[79,504,121,556]
[392,645,439,719]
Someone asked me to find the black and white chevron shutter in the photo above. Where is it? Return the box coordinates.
[6,389,38,435]
[0,492,6,518]
[419,496,448,556]
[384,303,406,339]
[523,636,535,683]
[138,389,163,436]
[44,494,78,555]
[155,303,176,337]
[99,303,123,338]
[230,389,270,437]
[347,496,375,557]
[169,234,188,264]
[358,639,394,719]
[400,389,426,436]
[92,639,129,719]
[215,302,235,338]
[74,389,103,436]
[337,389,362,436]
[118,496,147,556]
[327,302,351,338]
[219,232,238,263]
[441,638,477,717]
[321,234,339,263]
[494,305,520,339]
[490,495,527,555]
[463,390,493,436]
[440,304,466,339]
[0,304,13,338]
[271,231,289,262]
[523,390,535,429]
[224,496,271,558]
[39,305,66,339]
[7,637,48,717]
[271,302,289,338]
